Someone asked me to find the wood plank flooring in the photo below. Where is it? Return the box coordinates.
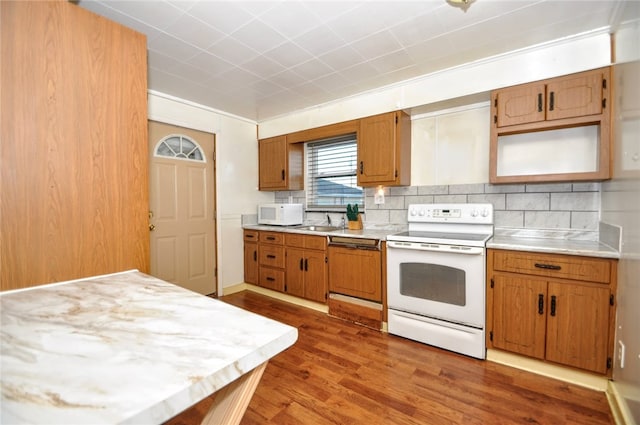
[165,291,614,425]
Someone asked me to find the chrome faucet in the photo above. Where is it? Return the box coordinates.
[326,213,332,226]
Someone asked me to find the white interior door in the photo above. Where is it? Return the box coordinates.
[148,121,217,295]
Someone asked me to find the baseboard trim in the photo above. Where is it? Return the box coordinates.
[607,380,639,425]
[221,282,248,296]
[486,349,609,391]
[239,284,329,314]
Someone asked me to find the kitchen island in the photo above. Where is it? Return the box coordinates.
[0,270,297,424]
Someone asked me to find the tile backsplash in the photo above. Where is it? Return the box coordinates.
[276,182,601,231]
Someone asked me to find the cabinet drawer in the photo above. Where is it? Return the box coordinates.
[260,231,284,245]
[259,245,285,268]
[259,267,285,291]
[305,235,327,251]
[243,230,259,242]
[492,250,611,284]
[286,234,327,250]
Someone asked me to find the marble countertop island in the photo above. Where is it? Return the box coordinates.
[0,270,297,424]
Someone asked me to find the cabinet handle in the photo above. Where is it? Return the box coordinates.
[549,92,555,111]
[253,251,257,261]
[534,263,561,271]
[550,295,557,317]
[538,294,544,315]
[304,258,308,271]
[359,161,363,174]
[281,169,285,181]
[266,236,276,241]
[299,258,304,271]
[266,254,276,259]
[266,277,275,282]
[537,93,543,112]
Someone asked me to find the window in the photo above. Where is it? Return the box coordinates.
[154,134,205,162]
[306,134,363,211]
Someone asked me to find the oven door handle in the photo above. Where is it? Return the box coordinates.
[387,241,484,255]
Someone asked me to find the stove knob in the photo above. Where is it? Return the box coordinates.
[410,209,417,216]
[418,209,426,216]
[481,209,489,217]
[470,209,478,217]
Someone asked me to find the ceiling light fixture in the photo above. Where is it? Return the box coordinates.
[446,0,476,12]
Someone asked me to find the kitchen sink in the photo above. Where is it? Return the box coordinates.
[295,225,342,232]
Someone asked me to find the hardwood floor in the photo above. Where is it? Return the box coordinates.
[166,291,614,425]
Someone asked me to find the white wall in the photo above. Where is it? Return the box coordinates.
[148,92,274,294]
[601,5,640,423]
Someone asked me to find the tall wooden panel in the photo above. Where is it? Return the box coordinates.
[1,1,149,290]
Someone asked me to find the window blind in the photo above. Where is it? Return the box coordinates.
[306,133,363,211]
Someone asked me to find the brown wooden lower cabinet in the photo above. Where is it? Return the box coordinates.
[243,230,328,303]
[487,249,617,375]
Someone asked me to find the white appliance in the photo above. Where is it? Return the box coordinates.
[386,203,493,359]
[258,203,303,226]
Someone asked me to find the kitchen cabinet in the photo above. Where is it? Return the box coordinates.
[257,231,286,292]
[1,1,148,290]
[243,230,259,285]
[487,249,617,375]
[490,67,612,184]
[358,111,411,187]
[328,242,382,302]
[285,234,328,303]
[258,135,303,191]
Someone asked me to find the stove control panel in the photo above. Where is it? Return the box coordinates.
[407,203,493,224]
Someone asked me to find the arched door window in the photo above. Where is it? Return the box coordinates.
[154,134,206,162]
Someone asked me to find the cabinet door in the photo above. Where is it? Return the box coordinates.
[285,247,305,298]
[492,274,547,360]
[304,250,327,303]
[243,242,258,284]
[259,136,287,189]
[495,83,546,127]
[546,282,610,374]
[546,70,604,121]
[358,112,397,186]
[328,246,381,302]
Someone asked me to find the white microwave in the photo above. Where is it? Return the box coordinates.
[258,203,303,226]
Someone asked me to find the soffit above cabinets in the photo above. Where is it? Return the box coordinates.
[77,0,630,122]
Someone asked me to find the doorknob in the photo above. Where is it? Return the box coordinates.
[149,224,155,231]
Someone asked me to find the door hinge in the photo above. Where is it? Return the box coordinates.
[607,357,612,369]
[284,284,287,292]
[215,268,217,278]
[325,292,328,300]
[490,278,494,289]
[602,98,607,109]
[325,256,328,263]
[395,170,398,178]
[395,115,398,124]
[493,115,497,124]
[489,331,493,341]
[610,294,614,306]
[603,79,607,89]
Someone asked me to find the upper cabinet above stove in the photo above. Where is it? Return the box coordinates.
[489,67,612,184]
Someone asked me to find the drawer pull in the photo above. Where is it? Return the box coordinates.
[266,254,276,259]
[550,295,557,316]
[538,294,544,315]
[534,263,562,271]
[266,277,275,282]
[246,234,255,239]
[266,236,276,241]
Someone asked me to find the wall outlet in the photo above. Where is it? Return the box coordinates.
[618,340,626,368]
[374,192,384,204]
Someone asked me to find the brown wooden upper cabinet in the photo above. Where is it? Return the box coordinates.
[358,111,411,187]
[258,135,303,191]
[490,67,612,184]
[494,68,607,127]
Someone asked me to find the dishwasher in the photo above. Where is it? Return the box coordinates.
[327,235,383,329]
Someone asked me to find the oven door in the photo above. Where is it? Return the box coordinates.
[386,241,485,328]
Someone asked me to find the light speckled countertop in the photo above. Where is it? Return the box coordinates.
[0,270,297,424]
[243,224,402,241]
[487,228,619,259]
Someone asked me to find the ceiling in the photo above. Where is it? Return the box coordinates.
[77,0,629,122]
